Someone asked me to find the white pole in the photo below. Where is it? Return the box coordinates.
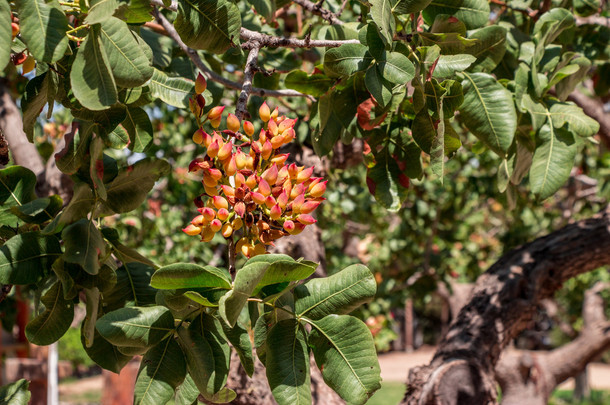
[48,342,58,405]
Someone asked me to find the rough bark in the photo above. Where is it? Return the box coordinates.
[495,282,610,405]
[402,206,610,405]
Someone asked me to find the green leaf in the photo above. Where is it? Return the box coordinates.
[44,182,95,234]
[391,0,432,14]
[222,322,254,376]
[82,328,133,373]
[366,152,409,211]
[0,379,31,404]
[266,319,311,405]
[134,337,187,405]
[365,65,394,108]
[14,0,69,62]
[0,166,37,227]
[175,374,199,405]
[467,26,507,72]
[419,32,476,55]
[140,28,173,68]
[96,306,174,348]
[370,0,395,45]
[379,52,415,84]
[25,281,74,345]
[114,0,153,23]
[21,73,50,142]
[176,324,216,399]
[151,263,232,290]
[309,315,381,404]
[459,72,516,157]
[294,264,376,320]
[555,56,590,101]
[62,219,105,275]
[11,195,63,224]
[103,262,157,311]
[89,136,107,199]
[284,70,333,97]
[324,44,373,77]
[247,0,275,21]
[422,0,490,30]
[70,26,118,111]
[529,123,578,200]
[548,102,599,137]
[147,68,195,108]
[0,232,61,285]
[193,314,230,393]
[99,17,154,88]
[85,0,119,24]
[218,261,270,327]
[412,109,438,154]
[103,124,130,150]
[101,158,170,214]
[252,256,318,295]
[312,94,344,156]
[82,287,100,347]
[55,123,94,175]
[123,107,153,153]
[0,0,11,70]
[533,8,575,47]
[174,0,241,54]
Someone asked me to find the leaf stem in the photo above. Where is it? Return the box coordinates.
[66,24,89,35]
[247,298,296,317]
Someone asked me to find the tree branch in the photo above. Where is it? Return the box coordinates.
[402,206,610,405]
[235,46,260,121]
[292,0,343,25]
[153,9,312,100]
[240,27,358,48]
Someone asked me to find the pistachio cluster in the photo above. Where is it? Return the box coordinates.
[183,75,326,258]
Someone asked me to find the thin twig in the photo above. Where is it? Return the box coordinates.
[240,27,358,48]
[338,0,349,16]
[235,46,260,121]
[292,0,343,25]
[149,0,177,11]
[153,9,312,100]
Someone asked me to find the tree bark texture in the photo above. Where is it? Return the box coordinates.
[495,282,610,405]
[402,206,610,405]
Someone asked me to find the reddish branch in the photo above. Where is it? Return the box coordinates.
[234,46,260,121]
[402,206,610,405]
[292,0,343,25]
[240,27,358,48]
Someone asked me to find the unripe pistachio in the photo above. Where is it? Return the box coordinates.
[290,183,305,200]
[268,119,278,136]
[192,129,204,144]
[270,107,279,121]
[262,164,278,185]
[283,220,295,233]
[191,215,207,227]
[309,181,327,198]
[22,55,35,74]
[201,226,215,242]
[227,113,240,132]
[270,134,284,149]
[207,106,225,121]
[270,204,282,220]
[291,193,305,213]
[234,201,246,217]
[212,195,229,210]
[243,121,255,136]
[199,207,216,222]
[217,208,229,221]
[225,155,237,176]
[300,200,322,214]
[277,191,289,209]
[296,166,314,183]
[265,196,276,209]
[241,241,254,257]
[259,129,267,144]
[283,180,293,197]
[291,223,306,235]
[296,214,316,225]
[11,23,19,39]
[210,219,222,232]
[288,163,299,179]
[232,217,243,230]
[208,168,222,181]
[246,174,257,189]
[259,102,271,122]
[277,166,289,184]
[221,223,233,238]
[258,179,271,197]
[252,243,266,256]
[282,128,295,143]
[236,237,248,253]
[251,192,266,204]
[270,153,289,167]
[183,224,202,236]
[217,141,233,161]
[202,173,218,188]
[221,185,235,197]
[195,73,207,94]
[207,140,219,158]
[204,184,219,196]
[235,172,246,188]
[210,118,221,128]
[235,151,247,170]
[261,140,273,160]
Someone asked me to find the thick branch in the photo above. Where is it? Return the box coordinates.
[240,27,358,48]
[235,46,260,121]
[403,206,610,405]
[153,10,311,100]
[568,91,610,149]
[292,0,343,25]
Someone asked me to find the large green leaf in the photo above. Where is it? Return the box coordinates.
[378,52,415,84]
[151,263,232,290]
[174,0,241,54]
[192,314,230,393]
[21,73,51,142]
[370,0,395,45]
[218,261,270,327]
[422,0,490,30]
[433,54,476,78]
[0,0,11,70]
[555,56,590,101]
[324,44,373,77]
[55,123,94,174]
[366,152,409,211]
[176,324,216,399]
[147,69,195,108]
[114,0,153,23]
[101,158,170,214]
[62,219,105,275]
[309,315,381,404]
[14,0,69,62]
[134,337,187,405]
[459,72,516,157]
[529,123,578,200]
[251,255,318,295]
[365,66,394,108]
[0,379,31,404]
[70,26,118,110]
[284,70,333,97]
[294,264,376,320]
[467,26,507,72]
[25,281,74,345]
[123,107,154,153]
[0,232,62,285]
[222,322,254,376]
[547,102,599,137]
[85,0,119,24]
[391,0,432,14]
[247,0,275,21]
[103,262,157,311]
[83,328,133,373]
[0,166,37,227]
[96,306,174,348]
[533,8,575,47]
[312,94,344,156]
[266,319,311,405]
[174,374,199,405]
[99,17,153,88]
[43,182,95,234]
[11,196,63,225]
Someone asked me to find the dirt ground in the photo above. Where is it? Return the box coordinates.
[59,346,610,398]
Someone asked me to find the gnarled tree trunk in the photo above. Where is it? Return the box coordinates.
[402,206,610,405]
